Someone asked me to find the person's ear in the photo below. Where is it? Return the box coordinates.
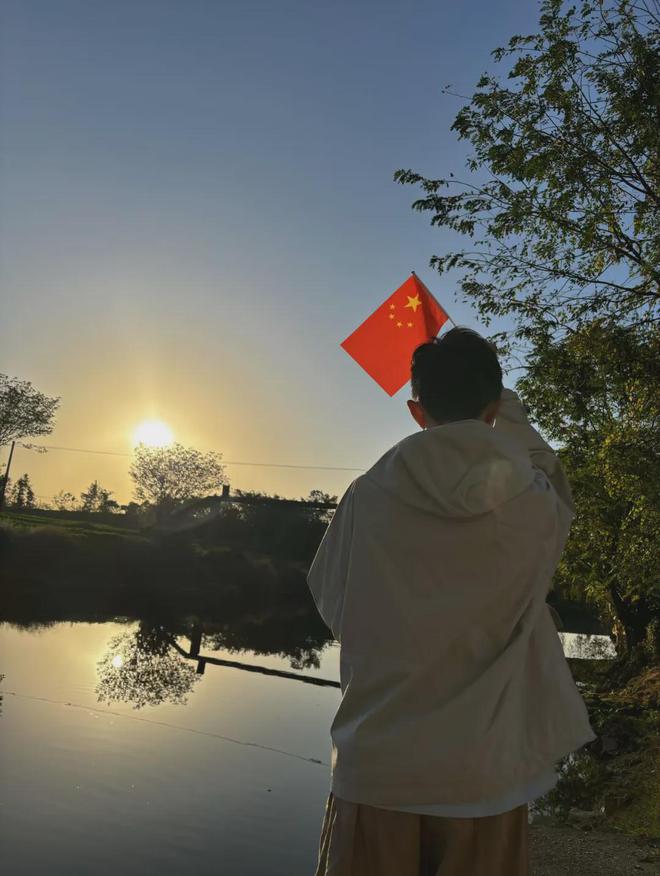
[407,399,427,429]
[482,398,502,427]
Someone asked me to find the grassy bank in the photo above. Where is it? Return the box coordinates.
[0,509,138,538]
[0,517,327,634]
[539,661,660,837]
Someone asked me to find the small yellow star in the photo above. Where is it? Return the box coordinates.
[389,303,396,310]
[405,294,421,313]
[389,313,395,320]
[396,321,403,328]
[407,322,413,327]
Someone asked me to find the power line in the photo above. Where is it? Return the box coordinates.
[16,443,366,474]
[222,460,364,473]
[41,444,130,457]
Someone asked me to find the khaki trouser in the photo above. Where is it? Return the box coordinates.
[314,793,529,876]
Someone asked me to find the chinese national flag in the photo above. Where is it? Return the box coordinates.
[341,274,450,396]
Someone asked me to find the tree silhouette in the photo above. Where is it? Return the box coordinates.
[129,443,226,508]
[0,374,59,447]
[11,473,36,510]
[80,480,119,513]
[52,490,77,511]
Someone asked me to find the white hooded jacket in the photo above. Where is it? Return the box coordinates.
[308,389,595,807]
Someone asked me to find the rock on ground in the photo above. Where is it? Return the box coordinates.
[531,825,660,875]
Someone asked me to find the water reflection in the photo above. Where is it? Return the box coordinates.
[96,623,201,709]
[94,611,338,709]
[92,617,617,711]
[559,631,616,659]
[5,574,615,712]
[0,621,336,876]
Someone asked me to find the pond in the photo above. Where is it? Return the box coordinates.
[0,621,614,875]
[0,621,339,876]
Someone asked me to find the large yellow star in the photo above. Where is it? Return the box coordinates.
[405,294,421,313]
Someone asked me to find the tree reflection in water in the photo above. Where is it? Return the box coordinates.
[96,622,200,709]
[95,610,334,709]
[202,608,329,671]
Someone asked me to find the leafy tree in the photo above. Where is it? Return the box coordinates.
[0,374,60,447]
[52,490,77,512]
[122,500,148,520]
[395,0,659,658]
[305,489,338,525]
[227,489,337,562]
[129,443,226,508]
[79,480,119,513]
[11,473,36,510]
[395,0,659,356]
[519,321,659,657]
[182,489,338,563]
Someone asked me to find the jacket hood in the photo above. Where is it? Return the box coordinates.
[365,419,535,518]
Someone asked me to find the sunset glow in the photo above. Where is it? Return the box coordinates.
[132,419,174,448]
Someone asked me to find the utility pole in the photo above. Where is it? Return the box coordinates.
[0,441,16,509]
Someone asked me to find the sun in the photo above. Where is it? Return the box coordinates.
[132,419,174,448]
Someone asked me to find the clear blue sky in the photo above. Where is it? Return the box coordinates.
[0,0,542,503]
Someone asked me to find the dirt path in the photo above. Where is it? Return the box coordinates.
[531,825,660,875]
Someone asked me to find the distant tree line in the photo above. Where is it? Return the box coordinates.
[1,475,121,514]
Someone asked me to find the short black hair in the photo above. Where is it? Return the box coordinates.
[410,327,503,423]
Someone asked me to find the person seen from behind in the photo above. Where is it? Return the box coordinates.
[307,327,594,876]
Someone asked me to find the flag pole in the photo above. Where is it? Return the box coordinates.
[411,271,458,329]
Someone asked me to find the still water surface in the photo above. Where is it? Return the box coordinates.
[0,623,614,875]
[0,622,340,876]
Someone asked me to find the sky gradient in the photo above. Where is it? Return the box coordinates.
[1,0,541,504]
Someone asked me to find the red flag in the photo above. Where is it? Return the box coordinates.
[340,274,450,396]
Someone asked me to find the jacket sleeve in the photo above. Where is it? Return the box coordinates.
[495,388,575,516]
[307,480,356,641]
